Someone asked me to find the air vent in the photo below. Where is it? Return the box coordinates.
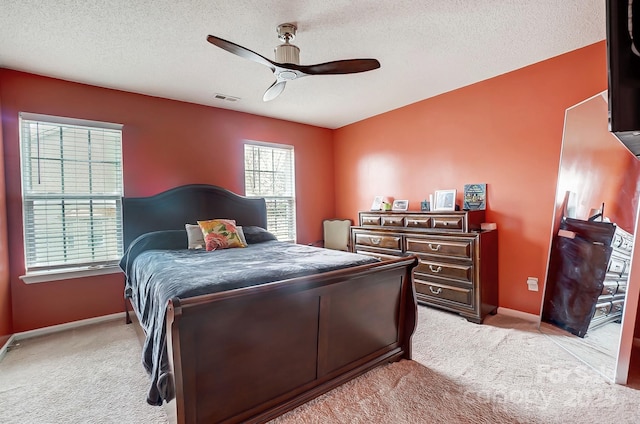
[214,93,240,102]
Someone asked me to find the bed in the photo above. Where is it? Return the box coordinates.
[120,184,418,424]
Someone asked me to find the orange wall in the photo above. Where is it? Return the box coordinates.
[0,69,335,332]
[0,92,11,345]
[333,42,608,315]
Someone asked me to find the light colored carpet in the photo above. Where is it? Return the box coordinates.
[539,320,621,380]
[2,306,640,423]
[274,308,640,423]
[0,320,168,424]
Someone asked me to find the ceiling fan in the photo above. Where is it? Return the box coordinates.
[206,23,381,101]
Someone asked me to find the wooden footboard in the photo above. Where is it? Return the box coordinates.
[165,256,418,424]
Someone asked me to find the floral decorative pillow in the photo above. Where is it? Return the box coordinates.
[197,219,247,251]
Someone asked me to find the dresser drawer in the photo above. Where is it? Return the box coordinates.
[592,301,612,319]
[405,237,473,260]
[431,216,464,230]
[611,298,625,315]
[616,282,627,295]
[404,216,432,229]
[415,278,473,307]
[381,215,405,227]
[415,259,473,283]
[608,256,627,275]
[360,215,381,226]
[355,249,402,261]
[601,280,618,296]
[354,233,401,250]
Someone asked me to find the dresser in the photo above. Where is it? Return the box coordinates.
[542,217,633,337]
[350,210,499,323]
[590,225,633,330]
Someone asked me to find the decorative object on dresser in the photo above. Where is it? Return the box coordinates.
[433,189,457,211]
[463,183,487,210]
[391,199,409,211]
[542,217,633,338]
[370,195,383,211]
[351,210,498,323]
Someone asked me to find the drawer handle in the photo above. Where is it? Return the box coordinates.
[370,237,381,245]
[429,286,442,295]
[428,243,441,251]
[429,265,442,273]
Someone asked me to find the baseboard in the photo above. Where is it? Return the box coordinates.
[13,312,126,342]
[0,334,16,362]
[496,307,540,323]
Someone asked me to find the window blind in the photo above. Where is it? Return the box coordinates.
[244,143,296,242]
[19,114,124,272]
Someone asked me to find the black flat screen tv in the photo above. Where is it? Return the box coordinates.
[607,0,640,156]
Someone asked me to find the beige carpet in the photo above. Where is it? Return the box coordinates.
[539,320,621,380]
[275,308,640,423]
[0,320,167,424]
[2,306,640,423]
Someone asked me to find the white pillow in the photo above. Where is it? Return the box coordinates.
[237,226,247,246]
[185,223,247,249]
[185,223,205,249]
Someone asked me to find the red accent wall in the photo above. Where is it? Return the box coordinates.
[333,42,608,315]
[0,92,12,346]
[0,69,335,332]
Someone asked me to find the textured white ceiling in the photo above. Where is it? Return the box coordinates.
[0,0,605,129]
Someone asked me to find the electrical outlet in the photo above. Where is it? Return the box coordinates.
[527,277,539,292]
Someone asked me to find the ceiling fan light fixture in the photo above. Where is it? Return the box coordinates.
[278,70,297,80]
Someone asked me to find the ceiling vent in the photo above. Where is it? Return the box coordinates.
[213,93,240,102]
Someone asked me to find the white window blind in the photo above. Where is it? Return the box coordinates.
[19,113,124,273]
[244,143,296,242]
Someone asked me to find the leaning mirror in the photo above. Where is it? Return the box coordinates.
[539,91,640,381]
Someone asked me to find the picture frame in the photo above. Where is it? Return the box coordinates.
[391,199,409,211]
[463,183,487,210]
[370,195,383,211]
[433,189,456,211]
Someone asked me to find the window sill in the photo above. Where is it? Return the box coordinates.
[20,265,122,284]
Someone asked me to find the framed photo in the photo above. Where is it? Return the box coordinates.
[370,195,383,211]
[391,199,409,211]
[433,189,456,211]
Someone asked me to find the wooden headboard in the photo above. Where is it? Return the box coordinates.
[122,184,267,248]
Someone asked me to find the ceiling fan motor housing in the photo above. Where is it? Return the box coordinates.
[275,23,299,64]
[274,43,300,64]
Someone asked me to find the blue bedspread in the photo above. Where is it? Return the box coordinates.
[120,231,378,405]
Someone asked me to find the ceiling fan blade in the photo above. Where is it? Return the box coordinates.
[300,59,381,75]
[263,80,286,102]
[207,35,275,69]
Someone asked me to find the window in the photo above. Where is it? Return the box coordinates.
[19,113,124,277]
[244,142,296,242]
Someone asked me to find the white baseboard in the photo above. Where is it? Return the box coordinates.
[0,334,16,362]
[13,312,126,342]
[496,307,540,323]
